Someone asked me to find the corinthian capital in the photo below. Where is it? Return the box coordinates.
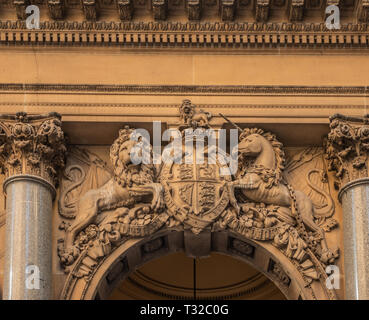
[0,112,66,188]
[325,114,369,189]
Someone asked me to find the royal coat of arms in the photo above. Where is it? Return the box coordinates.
[57,99,339,295]
[160,135,231,234]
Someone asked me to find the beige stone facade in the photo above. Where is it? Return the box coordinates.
[0,0,369,300]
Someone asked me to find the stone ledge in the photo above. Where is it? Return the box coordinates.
[0,21,369,49]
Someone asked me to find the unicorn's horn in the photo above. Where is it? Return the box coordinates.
[219,113,243,133]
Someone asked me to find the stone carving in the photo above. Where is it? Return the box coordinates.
[287,0,304,21]
[268,260,291,287]
[219,0,236,21]
[179,99,212,129]
[0,112,66,188]
[325,114,369,189]
[48,0,66,19]
[285,147,338,233]
[58,126,164,265]
[81,0,99,21]
[152,0,168,20]
[0,0,366,26]
[13,0,29,20]
[226,127,338,265]
[1,19,368,49]
[229,238,255,257]
[255,0,270,22]
[57,101,339,291]
[58,147,112,219]
[356,0,369,22]
[186,0,202,21]
[116,0,134,20]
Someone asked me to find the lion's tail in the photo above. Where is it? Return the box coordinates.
[307,169,335,218]
[58,165,86,219]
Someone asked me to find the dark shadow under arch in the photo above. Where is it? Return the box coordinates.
[61,228,336,300]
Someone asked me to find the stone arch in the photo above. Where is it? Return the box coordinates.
[60,228,336,300]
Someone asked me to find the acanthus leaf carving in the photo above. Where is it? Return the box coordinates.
[0,112,66,188]
[325,114,369,189]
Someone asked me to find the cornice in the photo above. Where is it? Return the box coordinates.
[0,83,369,96]
[0,101,365,109]
[1,21,369,49]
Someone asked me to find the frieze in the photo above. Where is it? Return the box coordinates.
[0,83,369,96]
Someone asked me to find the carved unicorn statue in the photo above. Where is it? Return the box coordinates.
[221,116,336,263]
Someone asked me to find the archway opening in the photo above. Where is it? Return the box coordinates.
[62,230,334,300]
[108,252,285,300]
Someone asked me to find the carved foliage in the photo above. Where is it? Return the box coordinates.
[0,112,66,187]
[57,103,339,293]
[325,114,369,188]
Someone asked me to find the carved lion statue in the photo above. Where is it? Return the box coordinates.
[61,126,163,263]
[179,99,212,129]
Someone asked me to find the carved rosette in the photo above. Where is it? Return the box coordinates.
[0,112,66,189]
[325,114,369,190]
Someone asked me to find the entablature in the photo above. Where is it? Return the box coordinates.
[0,0,366,23]
[0,0,368,49]
[0,20,369,49]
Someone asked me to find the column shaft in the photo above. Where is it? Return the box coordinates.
[326,114,369,300]
[0,112,66,300]
[340,181,369,300]
[3,177,53,300]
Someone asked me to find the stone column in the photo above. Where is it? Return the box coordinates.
[0,112,66,300]
[326,114,369,300]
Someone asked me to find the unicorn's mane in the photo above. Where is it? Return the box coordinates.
[239,128,286,184]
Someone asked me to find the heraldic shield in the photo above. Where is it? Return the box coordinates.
[160,136,232,234]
